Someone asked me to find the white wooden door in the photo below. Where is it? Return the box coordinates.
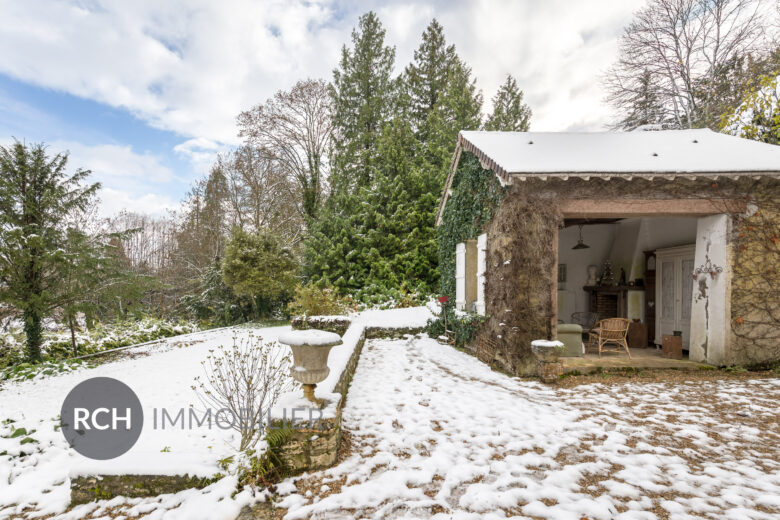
[656,245,696,349]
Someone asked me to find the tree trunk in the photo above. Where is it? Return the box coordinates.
[85,309,95,330]
[68,313,78,356]
[23,307,43,362]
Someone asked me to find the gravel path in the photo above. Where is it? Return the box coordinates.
[276,336,780,520]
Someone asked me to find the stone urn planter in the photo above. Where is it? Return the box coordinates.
[278,329,342,405]
[531,339,565,383]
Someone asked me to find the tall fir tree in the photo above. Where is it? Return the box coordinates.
[0,142,99,361]
[424,59,483,182]
[484,75,532,131]
[306,15,484,300]
[404,19,458,138]
[329,11,397,192]
[363,119,440,294]
[306,12,399,292]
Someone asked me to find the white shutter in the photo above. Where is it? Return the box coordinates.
[475,233,487,315]
[455,242,466,310]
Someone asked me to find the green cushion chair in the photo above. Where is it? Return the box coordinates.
[558,324,583,357]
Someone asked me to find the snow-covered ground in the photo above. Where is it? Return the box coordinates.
[0,306,435,519]
[1,306,778,519]
[276,336,780,520]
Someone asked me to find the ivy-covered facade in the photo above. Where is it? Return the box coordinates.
[437,130,780,375]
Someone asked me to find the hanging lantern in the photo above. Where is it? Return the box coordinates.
[572,224,590,250]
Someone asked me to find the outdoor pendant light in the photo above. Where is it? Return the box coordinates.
[572,224,590,250]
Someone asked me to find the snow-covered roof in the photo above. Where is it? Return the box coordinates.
[436,129,780,224]
[460,129,780,179]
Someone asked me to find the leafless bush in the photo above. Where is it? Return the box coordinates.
[193,334,296,451]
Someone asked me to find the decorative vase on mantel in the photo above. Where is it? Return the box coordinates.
[587,265,598,286]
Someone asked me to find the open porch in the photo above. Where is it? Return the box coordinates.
[561,346,710,373]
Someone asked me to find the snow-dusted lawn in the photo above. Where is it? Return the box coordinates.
[0,307,435,519]
[1,311,778,520]
[276,336,780,520]
[0,324,290,518]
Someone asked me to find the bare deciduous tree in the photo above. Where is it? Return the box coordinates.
[605,0,769,129]
[218,146,304,247]
[237,79,332,221]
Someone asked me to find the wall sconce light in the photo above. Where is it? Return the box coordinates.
[693,258,722,279]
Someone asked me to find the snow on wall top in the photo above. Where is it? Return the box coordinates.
[459,129,780,176]
[278,329,342,346]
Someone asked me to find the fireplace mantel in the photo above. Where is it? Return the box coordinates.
[584,285,643,319]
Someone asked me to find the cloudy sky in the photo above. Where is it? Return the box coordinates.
[0,0,645,216]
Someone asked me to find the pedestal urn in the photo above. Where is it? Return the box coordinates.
[277,329,342,404]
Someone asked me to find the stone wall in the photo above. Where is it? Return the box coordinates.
[71,474,214,505]
[473,177,780,372]
[726,181,780,367]
[291,316,351,336]
[480,187,560,376]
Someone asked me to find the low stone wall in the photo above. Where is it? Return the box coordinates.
[275,421,339,476]
[290,316,351,336]
[71,474,213,505]
[365,326,424,340]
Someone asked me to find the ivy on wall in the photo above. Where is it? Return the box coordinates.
[437,152,506,297]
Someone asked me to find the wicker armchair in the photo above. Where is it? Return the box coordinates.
[588,318,631,358]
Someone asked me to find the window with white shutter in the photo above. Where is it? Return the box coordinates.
[475,233,487,315]
[455,242,466,310]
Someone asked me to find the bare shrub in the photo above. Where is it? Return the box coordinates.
[193,334,296,451]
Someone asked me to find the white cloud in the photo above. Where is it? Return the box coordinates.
[53,141,175,183]
[47,140,180,217]
[0,0,645,142]
[97,188,177,218]
[173,137,229,175]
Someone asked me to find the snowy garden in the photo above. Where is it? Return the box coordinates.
[1,305,779,520]
[1,1,779,519]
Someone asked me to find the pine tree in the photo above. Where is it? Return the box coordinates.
[306,12,398,292]
[611,69,666,130]
[484,75,532,131]
[424,59,483,182]
[329,11,397,192]
[365,119,439,293]
[58,227,130,355]
[222,228,298,316]
[0,142,99,361]
[404,19,458,138]
[306,15,482,300]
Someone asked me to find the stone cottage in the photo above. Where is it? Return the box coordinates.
[436,128,780,374]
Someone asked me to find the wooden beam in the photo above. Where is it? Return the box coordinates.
[559,198,746,218]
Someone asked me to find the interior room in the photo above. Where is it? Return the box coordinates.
[557,216,699,356]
